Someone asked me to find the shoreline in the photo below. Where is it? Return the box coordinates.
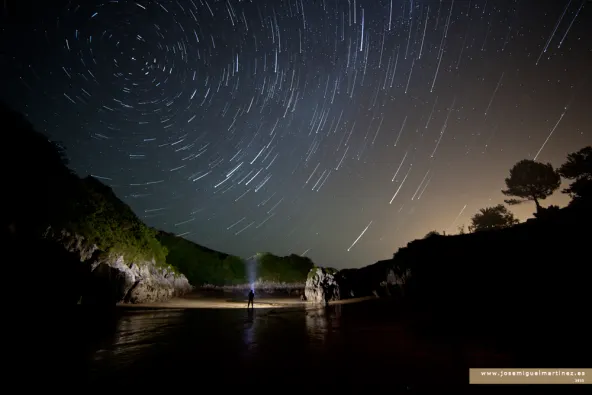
[116,294,377,310]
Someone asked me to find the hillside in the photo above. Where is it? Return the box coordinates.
[304,144,592,356]
[2,102,315,304]
[2,103,189,305]
[306,197,591,356]
[156,231,243,286]
[156,231,314,287]
[387,202,591,314]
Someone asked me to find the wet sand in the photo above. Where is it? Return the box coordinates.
[36,296,587,393]
[63,297,515,393]
[118,292,377,309]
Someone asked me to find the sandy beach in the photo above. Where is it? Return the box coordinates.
[118,292,377,309]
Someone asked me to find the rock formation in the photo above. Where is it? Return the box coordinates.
[305,267,341,304]
[45,228,192,305]
[304,263,411,304]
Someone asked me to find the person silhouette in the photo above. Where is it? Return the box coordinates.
[247,289,255,309]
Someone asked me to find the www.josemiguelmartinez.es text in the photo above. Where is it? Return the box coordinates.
[469,368,590,384]
[482,369,586,378]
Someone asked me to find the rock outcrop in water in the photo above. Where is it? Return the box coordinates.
[304,262,411,303]
[304,267,340,304]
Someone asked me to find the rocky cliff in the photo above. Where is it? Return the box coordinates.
[304,263,410,304]
[304,202,591,343]
[40,228,192,305]
[7,196,193,306]
[305,267,341,304]
[87,255,192,304]
[1,103,196,306]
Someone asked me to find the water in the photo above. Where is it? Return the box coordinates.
[22,299,582,393]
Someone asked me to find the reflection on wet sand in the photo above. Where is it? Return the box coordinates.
[305,304,342,343]
[242,308,258,351]
[73,300,519,392]
[92,309,184,367]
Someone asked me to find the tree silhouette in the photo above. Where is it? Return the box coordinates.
[501,159,561,213]
[533,204,562,220]
[558,146,592,203]
[423,230,441,238]
[468,204,519,232]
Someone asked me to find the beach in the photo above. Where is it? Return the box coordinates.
[117,291,377,309]
[59,297,507,393]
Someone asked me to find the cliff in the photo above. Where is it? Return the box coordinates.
[306,203,591,336]
[6,198,192,306]
[2,103,191,305]
[303,258,410,303]
[156,230,242,287]
[157,232,313,289]
[41,228,190,305]
[305,267,340,304]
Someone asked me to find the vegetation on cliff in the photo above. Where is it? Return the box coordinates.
[64,177,170,265]
[2,103,317,285]
[2,103,167,266]
[468,204,519,232]
[307,266,338,280]
[325,147,592,315]
[558,146,592,203]
[157,232,314,286]
[256,252,314,283]
[502,159,561,213]
[374,147,592,339]
[422,151,591,236]
[156,231,243,285]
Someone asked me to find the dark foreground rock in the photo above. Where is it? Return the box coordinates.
[304,203,591,341]
[2,103,192,307]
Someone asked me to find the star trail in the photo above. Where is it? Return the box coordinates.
[1,0,590,268]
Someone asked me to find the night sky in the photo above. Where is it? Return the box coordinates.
[1,0,590,269]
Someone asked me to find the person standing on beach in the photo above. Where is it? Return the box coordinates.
[247,289,255,309]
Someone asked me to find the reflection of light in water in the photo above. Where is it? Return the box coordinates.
[305,304,341,344]
[331,304,342,322]
[242,309,259,351]
[93,309,184,365]
[306,309,328,340]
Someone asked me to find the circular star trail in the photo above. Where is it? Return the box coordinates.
[1,0,591,268]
